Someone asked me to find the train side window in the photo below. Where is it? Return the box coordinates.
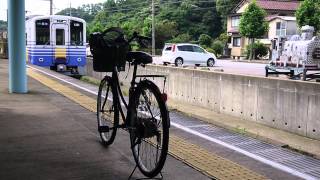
[56,29,65,45]
[70,21,83,46]
[36,19,50,45]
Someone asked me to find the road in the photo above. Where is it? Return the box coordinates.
[152,56,267,77]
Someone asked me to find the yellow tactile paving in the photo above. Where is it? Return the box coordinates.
[27,68,267,180]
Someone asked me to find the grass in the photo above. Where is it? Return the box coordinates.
[80,76,100,86]
[80,76,129,96]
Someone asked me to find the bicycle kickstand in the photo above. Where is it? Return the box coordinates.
[128,165,163,180]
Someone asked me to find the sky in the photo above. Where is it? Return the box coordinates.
[0,0,106,21]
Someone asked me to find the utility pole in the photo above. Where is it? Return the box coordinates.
[151,0,155,55]
[69,2,71,16]
[50,0,53,15]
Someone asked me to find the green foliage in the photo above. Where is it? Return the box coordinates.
[56,3,103,23]
[245,41,268,59]
[58,0,225,49]
[155,20,178,49]
[295,0,320,33]
[205,47,215,54]
[198,34,212,47]
[217,33,229,45]
[88,21,104,34]
[239,1,268,38]
[169,33,192,43]
[216,0,238,31]
[211,40,224,56]
[239,1,268,60]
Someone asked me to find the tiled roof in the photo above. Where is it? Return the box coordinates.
[257,0,300,11]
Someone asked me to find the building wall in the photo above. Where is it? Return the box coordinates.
[269,20,278,39]
[231,36,249,58]
[236,2,249,13]
[227,16,232,32]
[269,19,298,39]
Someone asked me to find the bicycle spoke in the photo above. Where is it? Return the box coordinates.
[130,83,169,178]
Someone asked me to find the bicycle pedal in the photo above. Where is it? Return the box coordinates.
[98,126,109,133]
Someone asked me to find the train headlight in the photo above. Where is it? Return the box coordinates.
[38,58,44,62]
[77,58,81,62]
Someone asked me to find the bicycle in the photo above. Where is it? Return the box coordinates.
[89,28,170,178]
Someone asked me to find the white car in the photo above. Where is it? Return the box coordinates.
[161,43,217,67]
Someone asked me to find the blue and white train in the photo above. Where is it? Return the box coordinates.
[26,15,86,75]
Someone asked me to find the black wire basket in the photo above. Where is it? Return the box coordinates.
[89,27,129,72]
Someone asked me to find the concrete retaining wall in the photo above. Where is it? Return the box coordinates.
[85,59,320,140]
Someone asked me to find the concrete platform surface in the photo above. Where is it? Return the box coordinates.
[0,59,209,180]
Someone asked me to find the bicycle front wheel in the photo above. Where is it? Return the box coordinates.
[129,80,170,178]
[97,76,119,146]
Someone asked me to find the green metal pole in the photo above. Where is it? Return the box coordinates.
[8,0,28,93]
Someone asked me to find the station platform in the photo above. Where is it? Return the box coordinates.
[0,59,209,180]
[1,58,320,180]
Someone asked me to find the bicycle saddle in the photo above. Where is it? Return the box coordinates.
[126,51,153,65]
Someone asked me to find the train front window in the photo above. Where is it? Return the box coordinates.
[70,21,83,46]
[56,29,65,45]
[35,19,50,45]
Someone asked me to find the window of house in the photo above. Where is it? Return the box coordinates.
[231,16,240,27]
[233,37,241,47]
[276,21,286,36]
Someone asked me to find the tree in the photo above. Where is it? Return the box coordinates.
[211,40,224,56]
[295,0,320,33]
[198,34,212,47]
[239,1,268,60]
[155,20,178,49]
[216,0,238,31]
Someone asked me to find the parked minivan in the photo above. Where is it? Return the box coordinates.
[161,43,217,66]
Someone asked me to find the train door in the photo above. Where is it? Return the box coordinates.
[52,22,69,68]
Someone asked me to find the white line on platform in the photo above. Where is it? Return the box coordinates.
[185,124,210,128]
[28,65,316,180]
[27,65,98,96]
[170,122,316,180]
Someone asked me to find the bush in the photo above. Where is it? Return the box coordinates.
[205,47,215,53]
[211,40,224,56]
[245,42,268,59]
[198,34,212,47]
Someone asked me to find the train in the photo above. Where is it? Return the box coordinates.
[266,25,320,81]
[26,15,86,75]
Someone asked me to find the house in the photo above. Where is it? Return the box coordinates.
[0,31,8,58]
[227,0,300,59]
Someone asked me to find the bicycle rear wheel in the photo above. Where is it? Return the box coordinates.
[97,76,119,146]
[129,80,170,178]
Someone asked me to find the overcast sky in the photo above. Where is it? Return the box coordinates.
[0,0,106,21]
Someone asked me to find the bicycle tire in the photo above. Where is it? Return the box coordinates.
[129,80,170,178]
[97,76,119,146]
